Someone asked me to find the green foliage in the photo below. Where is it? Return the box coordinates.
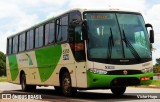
[155,58,160,66]
[151,80,160,86]
[0,51,6,76]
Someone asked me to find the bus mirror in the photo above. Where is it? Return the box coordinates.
[145,23,153,28]
[150,30,154,43]
[82,20,88,40]
[145,23,154,43]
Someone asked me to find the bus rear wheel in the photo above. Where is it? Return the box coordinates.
[61,72,77,96]
[21,74,36,92]
[111,86,126,96]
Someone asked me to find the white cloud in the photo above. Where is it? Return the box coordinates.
[68,0,146,11]
[11,0,69,7]
[0,1,39,53]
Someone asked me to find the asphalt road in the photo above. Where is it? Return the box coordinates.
[0,82,160,102]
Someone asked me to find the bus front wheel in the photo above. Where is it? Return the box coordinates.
[61,72,77,96]
[111,86,126,96]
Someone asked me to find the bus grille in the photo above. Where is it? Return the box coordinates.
[111,77,140,86]
[107,70,142,75]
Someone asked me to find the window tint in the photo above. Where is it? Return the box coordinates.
[13,36,18,53]
[35,26,44,48]
[27,31,30,50]
[19,35,22,52]
[8,38,12,54]
[21,33,26,51]
[45,24,49,45]
[56,15,68,42]
[35,28,39,48]
[49,23,55,43]
[29,30,34,49]
[69,11,82,43]
[27,30,34,50]
[69,11,81,24]
[39,26,44,47]
[19,33,25,52]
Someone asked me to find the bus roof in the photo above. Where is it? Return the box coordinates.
[7,8,141,38]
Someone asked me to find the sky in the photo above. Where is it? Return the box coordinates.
[0,0,160,64]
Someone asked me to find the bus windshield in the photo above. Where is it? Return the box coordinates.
[84,12,151,63]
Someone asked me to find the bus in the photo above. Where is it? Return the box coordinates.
[6,9,154,96]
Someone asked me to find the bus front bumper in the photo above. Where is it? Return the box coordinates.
[87,71,153,88]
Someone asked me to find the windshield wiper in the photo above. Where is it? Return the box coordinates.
[107,28,114,61]
[122,29,141,61]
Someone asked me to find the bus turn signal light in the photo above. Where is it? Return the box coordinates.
[140,76,150,81]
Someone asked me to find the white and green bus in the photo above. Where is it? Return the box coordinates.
[6,9,154,96]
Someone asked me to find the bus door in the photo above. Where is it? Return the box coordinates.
[74,26,87,88]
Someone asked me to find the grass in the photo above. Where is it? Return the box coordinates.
[0,76,7,82]
[151,80,160,86]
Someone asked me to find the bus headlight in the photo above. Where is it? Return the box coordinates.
[141,67,153,73]
[89,68,107,74]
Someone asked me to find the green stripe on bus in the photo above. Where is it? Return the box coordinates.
[35,45,62,82]
[8,55,19,81]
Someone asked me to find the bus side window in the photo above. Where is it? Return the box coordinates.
[39,26,44,47]
[21,33,26,51]
[13,36,18,53]
[8,38,12,54]
[19,34,22,52]
[68,11,82,43]
[29,30,34,49]
[49,22,55,43]
[45,24,49,45]
[27,30,34,50]
[35,28,39,48]
[69,11,81,25]
[35,26,44,48]
[56,15,68,43]
[69,11,85,61]
[27,31,30,50]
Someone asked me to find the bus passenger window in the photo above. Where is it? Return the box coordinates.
[19,34,22,52]
[49,23,55,43]
[27,31,30,50]
[56,15,68,42]
[45,24,49,45]
[29,30,34,49]
[39,26,44,47]
[21,33,26,51]
[35,28,39,48]
[13,36,18,53]
[8,38,12,54]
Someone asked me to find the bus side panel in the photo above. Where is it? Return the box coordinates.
[17,51,40,85]
[75,62,87,88]
[35,45,62,83]
[6,57,12,82]
[53,44,77,87]
[7,55,19,84]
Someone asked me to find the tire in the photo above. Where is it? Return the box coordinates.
[21,74,36,92]
[111,86,126,96]
[61,72,77,96]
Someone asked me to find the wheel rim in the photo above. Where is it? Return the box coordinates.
[63,77,71,93]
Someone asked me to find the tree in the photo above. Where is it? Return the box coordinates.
[155,58,160,66]
[0,51,6,76]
